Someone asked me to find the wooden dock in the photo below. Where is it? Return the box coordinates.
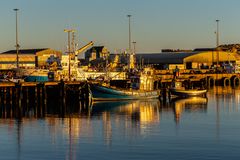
[0,81,91,118]
[0,72,239,118]
[156,73,240,102]
[157,73,240,87]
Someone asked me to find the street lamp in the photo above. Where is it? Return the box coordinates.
[216,19,220,67]
[64,29,75,81]
[132,41,136,54]
[132,41,137,69]
[14,8,20,69]
[127,15,132,53]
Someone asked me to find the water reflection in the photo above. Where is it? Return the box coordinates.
[42,99,162,160]
[91,100,161,141]
[208,86,240,112]
[207,86,240,140]
[91,100,160,123]
[208,86,240,97]
[2,86,240,160]
[170,97,208,123]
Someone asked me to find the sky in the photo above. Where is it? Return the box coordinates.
[1,0,240,53]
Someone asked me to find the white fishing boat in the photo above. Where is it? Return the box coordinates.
[169,81,207,98]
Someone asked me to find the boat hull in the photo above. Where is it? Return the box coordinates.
[90,84,160,101]
[24,75,49,82]
[169,88,207,97]
[21,69,50,82]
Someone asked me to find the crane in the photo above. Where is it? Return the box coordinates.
[75,41,94,56]
[74,41,94,66]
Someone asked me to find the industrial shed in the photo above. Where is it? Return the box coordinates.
[0,48,62,69]
[135,50,237,70]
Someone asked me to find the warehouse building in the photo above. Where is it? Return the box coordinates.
[135,49,238,70]
[0,48,62,69]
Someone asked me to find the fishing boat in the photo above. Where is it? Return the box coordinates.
[23,69,50,82]
[90,67,161,101]
[22,55,62,82]
[169,80,207,98]
[0,69,24,83]
[90,84,160,101]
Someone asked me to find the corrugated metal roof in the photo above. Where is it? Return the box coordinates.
[135,52,198,64]
[0,54,35,62]
[1,48,48,54]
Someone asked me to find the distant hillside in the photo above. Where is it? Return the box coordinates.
[161,44,240,54]
[161,49,192,52]
[219,44,240,53]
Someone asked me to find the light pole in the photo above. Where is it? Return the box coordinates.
[64,29,75,80]
[127,15,132,53]
[14,8,20,69]
[132,41,136,54]
[216,19,220,67]
[132,41,137,69]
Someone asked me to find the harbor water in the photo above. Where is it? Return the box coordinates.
[1,86,240,160]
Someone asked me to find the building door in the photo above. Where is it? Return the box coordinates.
[186,62,192,69]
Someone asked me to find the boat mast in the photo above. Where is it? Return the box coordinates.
[127,15,136,70]
[127,15,132,70]
[64,29,75,81]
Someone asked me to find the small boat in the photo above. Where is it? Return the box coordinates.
[0,70,24,83]
[0,78,24,83]
[169,81,207,98]
[90,84,160,101]
[23,69,53,82]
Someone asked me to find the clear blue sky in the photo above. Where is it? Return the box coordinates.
[1,0,240,53]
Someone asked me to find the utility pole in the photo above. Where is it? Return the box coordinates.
[64,29,75,81]
[14,8,20,69]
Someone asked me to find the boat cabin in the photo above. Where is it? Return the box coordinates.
[171,81,184,89]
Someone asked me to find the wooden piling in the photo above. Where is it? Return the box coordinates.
[38,83,44,117]
[0,88,2,117]
[161,87,167,102]
[59,80,66,116]
[35,85,38,117]
[0,81,91,118]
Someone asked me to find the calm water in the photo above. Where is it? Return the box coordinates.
[1,87,240,160]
